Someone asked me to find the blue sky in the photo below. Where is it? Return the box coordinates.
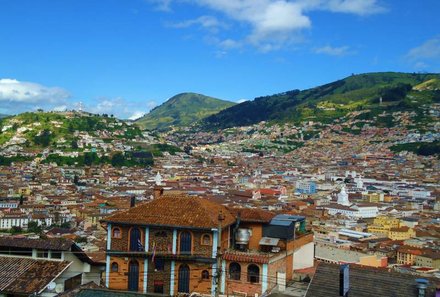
[0,0,439,119]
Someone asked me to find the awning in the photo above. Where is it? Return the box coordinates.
[259,237,280,246]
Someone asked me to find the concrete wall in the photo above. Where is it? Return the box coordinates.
[293,242,314,270]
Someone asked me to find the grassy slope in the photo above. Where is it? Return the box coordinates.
[135,92,236,130]
[0,112,140,147]
[203,72,440,129]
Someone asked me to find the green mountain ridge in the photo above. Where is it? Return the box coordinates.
[135,92,236,130]
[202,72,440,129]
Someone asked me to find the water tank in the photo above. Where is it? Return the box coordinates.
[235,228,251,245]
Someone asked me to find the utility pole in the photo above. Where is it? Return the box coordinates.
[216,211,225,297]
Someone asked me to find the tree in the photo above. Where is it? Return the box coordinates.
[10,226,22,234]
[28,221,42,234]
[73,175,79,185]
[33,129,52,147]
[111,152,125,167]
[71,140,78,149]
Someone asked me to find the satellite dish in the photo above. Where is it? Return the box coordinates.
[55,284,64,293]
[47,282,56,291]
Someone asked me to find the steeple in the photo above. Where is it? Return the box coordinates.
[154,172,163,186]
[337,185,350,206]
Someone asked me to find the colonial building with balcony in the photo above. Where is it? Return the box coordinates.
[102,192,314,296]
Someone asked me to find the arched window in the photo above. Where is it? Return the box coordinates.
[179,231,192,254]
[201,234,211,245]
[129,227,142,251]
[112,227,121,238]
[111,262,119,272]
[229,262,241,280]
[178,264,190,293]
[247,264,260,283]
[201,270,210,280]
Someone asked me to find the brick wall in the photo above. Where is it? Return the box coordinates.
[110,225,131,251]
[147,258,171,294]
[108,257,147,292]
[268,256,287,291]
[225,262,263,297]
[149,227,173,254]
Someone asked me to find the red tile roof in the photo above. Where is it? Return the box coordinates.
[228,207,275,223]
[103,194,236,229]
[223,250,271,264]
[0,257,71,294]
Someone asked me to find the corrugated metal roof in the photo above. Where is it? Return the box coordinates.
[259,237,280,246]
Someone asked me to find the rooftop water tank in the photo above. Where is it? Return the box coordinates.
[235,228,251,245]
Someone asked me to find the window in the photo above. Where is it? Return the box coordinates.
[229,262,241,280]
[154,280,164,294]
[112,227,121,238]
[111,262,119,272]
[179,231,192,254]
[51,251,62,259]
[201,270,210,280]
[201,234,211,245]
[37,250,48,258]
[247,264,260,283]
[129,227,142,251]
[154,258,164,271]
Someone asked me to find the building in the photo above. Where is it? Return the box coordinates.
[0,237,104,296]
[295,180,317,194]
[367,216,401,237]
[397,245,423,265]
[305,262,440,297]
[388,226,416,241]
[324,203,378,219]
[415,251,440,269]
[101,193,314,296]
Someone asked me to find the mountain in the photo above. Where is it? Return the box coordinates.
[202,72,440,129]
[0,114,9,119]
[135,92,236,130]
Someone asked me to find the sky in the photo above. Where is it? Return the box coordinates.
[0,0,439,119]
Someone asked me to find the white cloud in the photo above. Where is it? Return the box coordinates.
[322,0,386,15]
[407,38,440,61]
[87,97,157,119]
[314,45,351,56]
[128,111,146,121]
[405,37,440,70]
[237,98,250,103]
[0,78,70,114]
[0,79,69,104]
[170,15,225,32]
[52,105,68,112]
[149,0,173,11]
[155,0,386,51]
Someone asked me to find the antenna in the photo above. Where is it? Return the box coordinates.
[78,101,83,112]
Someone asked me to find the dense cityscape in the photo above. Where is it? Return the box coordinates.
[1,0,440,296]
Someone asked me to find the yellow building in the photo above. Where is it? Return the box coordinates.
[363,193,384,203]
[367,216,401,237]
[388,226,415,241]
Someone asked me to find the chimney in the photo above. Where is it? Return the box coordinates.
[415,279,428,297]
[339,264,349,297]
[130,196,136,208]
[153,186,164,199]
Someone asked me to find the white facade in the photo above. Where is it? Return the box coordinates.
[337,185,350,206]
